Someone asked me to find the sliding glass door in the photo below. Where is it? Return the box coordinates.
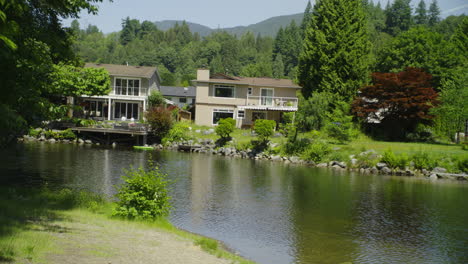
[114,102,139,120]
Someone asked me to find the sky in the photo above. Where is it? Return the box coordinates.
[63,0,468,33]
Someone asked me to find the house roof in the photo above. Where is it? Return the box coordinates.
[193,74,301,89]
[84,63,160,80]
[160,86,196,97]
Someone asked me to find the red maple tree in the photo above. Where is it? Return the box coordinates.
[352,67,439,139]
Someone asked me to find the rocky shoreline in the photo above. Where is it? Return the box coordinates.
[18,134,468,181]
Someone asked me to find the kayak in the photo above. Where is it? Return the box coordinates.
[133,146,154,150]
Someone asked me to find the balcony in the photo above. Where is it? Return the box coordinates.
[240,95,298,111]
[109,86,148,97]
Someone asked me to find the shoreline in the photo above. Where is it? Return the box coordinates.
[17,135,468,181]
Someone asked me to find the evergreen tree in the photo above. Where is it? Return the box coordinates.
[385,0,412,36]
[301,1,313,38]
[298,0,371,102]
[414,0,428,25]
[273,54,285,78]
[428,0,441,26]
[120,17,141,45]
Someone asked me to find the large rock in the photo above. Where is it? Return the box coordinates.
[429,174,438,180]
[317,163,328,168]
[85,139,92,144]
[270,155,282,161]
[48,138,56,143]
[432,167,447,173]
[78,138,84,144]
[289,156,301,164]
[376,163,387,170]
[381,167,392,175]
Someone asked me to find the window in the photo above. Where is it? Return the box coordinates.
[83,100,104,117]
[212,109,234,124]
[247,87,252,96]
[179,97,187,103]
[114,102,139,119]
[237,110,245,119]
[252,111,266,121]
[214,85,235,98]
[115,78,140,96]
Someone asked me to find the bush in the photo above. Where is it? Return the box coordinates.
[457,157,468,173]
[113,163,171,220]
[411,151,436,170]
[148,90,166,107]
[162,122,192,145]
[254,119,276,143]
[354,151,380,168]
[324,101,356,144]
[302,141,331,163]
[381,150,408,169]
[28,128,41,138]
[145,107,173,141]
[60,128,76,140]
[282,137,310,155]
[215,118,236,139]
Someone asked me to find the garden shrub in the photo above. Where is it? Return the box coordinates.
[282,137,310,155]
[145,106,173,141]
[162,122,192,144]
[457,157,468,173]
[28,128,41,138]
[411,151,436,170]
[381,150,408,169]
[113,163,171,220]
[60,129,76,140]
[354,151,380,168]
[215,118,235,139]
[254,119,276,143]
[148,90,166,107]
[302,141,331,163]
[328,150,348,162]
[324,101,357,144]
[235,141,253,151]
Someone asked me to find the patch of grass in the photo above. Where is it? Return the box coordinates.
[195,237,218,253]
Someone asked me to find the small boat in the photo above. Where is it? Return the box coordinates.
[133,146,154,151]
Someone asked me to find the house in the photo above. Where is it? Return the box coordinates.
[79,63,161,121]
[193,69,301,128]
[160,86,196,108]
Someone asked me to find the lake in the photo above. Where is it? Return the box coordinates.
[1,142,467,264]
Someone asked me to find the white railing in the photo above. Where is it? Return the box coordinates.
[246,95,298,108]
[110,86,148,97]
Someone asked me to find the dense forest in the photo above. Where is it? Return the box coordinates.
[0,0,466,144]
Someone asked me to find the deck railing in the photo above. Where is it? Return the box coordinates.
[246,95,298,108]
[109,86,148,97]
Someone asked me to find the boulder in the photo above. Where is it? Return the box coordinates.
[78,138,84,144]
[48,138,56,143]
[289,156,301,164]
[381,167,392,175]
[429,174,438,180]
[85,139,92,144]
[338,162,347,169]
[270,155,281,161]
[432,167,447,173]
[317,163,328,168]
[376,163,387,170]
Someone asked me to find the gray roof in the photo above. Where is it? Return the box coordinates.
[160,86,196,97]
[85,63,160,81]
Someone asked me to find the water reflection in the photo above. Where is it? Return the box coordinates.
[1,142,467,264]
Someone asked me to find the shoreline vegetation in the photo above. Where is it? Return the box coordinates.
[19,124,468,181]
[0,186,253,264]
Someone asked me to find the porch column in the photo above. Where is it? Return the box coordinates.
[107,98,111,120]
[142,99,146,121]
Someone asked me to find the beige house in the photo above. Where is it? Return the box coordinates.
[79,63,161,121]
[193,69,301,128]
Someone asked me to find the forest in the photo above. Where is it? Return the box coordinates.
[0,0,467,144]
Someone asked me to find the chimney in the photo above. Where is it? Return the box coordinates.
[197,69,210,81]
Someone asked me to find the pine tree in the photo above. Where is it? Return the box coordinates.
[298,0,371,102]
[428,0,441,26]
[385,0,412,36]
[273,54,285,78]
[301,1,313,38]
[414,0,428,25]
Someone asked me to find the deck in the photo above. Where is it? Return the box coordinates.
[71,127,148,145]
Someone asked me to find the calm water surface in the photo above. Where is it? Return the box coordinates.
[1,142,468,264]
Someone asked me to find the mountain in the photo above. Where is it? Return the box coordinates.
[154,13,303,37]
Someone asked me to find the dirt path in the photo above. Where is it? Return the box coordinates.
[37,212,232,264]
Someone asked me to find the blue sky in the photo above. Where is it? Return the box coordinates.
[63,0,468,33]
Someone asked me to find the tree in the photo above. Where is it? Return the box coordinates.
[428,0,441,27]
[148,90,166,107]
[352,68,439,140]
[215,118,236,143]
[414,0,428,25]
[301,1,313,38]
[385,0,412,36]
[272,53,285,78]
[254,119,276,143]
[324,101,356,143]
[120,17,141,45]
[298,0,370,102]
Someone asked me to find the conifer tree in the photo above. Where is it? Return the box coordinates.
[414,0,428,25]
[301,1,313,38]
[385,0,412,36]
[298,0,371,102]
[428,0,441,26]
[273,54,285,78]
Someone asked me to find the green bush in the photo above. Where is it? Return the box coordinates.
[411,151,436,170]
[60,129,76,140]
[162,122,192,144]
[145,106,173,141]
[324,101,356,144]
[254,119,276,143]
[462,142,468,151]
[235,141,253,151]
[282,137,310,155]
[354,151,380,168]
[302,141,331,163]
[215,118,236,139]
[148,90,166,107]
[28,128,41,138]
[381,150,408,169]
[457,157,468,173]
[113,163,171,220]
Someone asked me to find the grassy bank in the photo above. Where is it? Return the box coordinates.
[0,187,252,264]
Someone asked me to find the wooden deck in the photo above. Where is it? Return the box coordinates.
[71,127,148,136]
[71,127,148,145]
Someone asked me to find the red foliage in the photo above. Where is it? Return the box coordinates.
[145,106,173,141]
[352,67,438,123]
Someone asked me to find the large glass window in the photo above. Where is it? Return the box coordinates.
[212,109,234,124]
[83,100,104,117]
[115,78,140,96]
[114,102,139,120]
[214,85,235,98]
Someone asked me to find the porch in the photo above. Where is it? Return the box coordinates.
[77,97,147,121]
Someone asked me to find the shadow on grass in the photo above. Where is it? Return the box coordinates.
[0,186,106,261]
